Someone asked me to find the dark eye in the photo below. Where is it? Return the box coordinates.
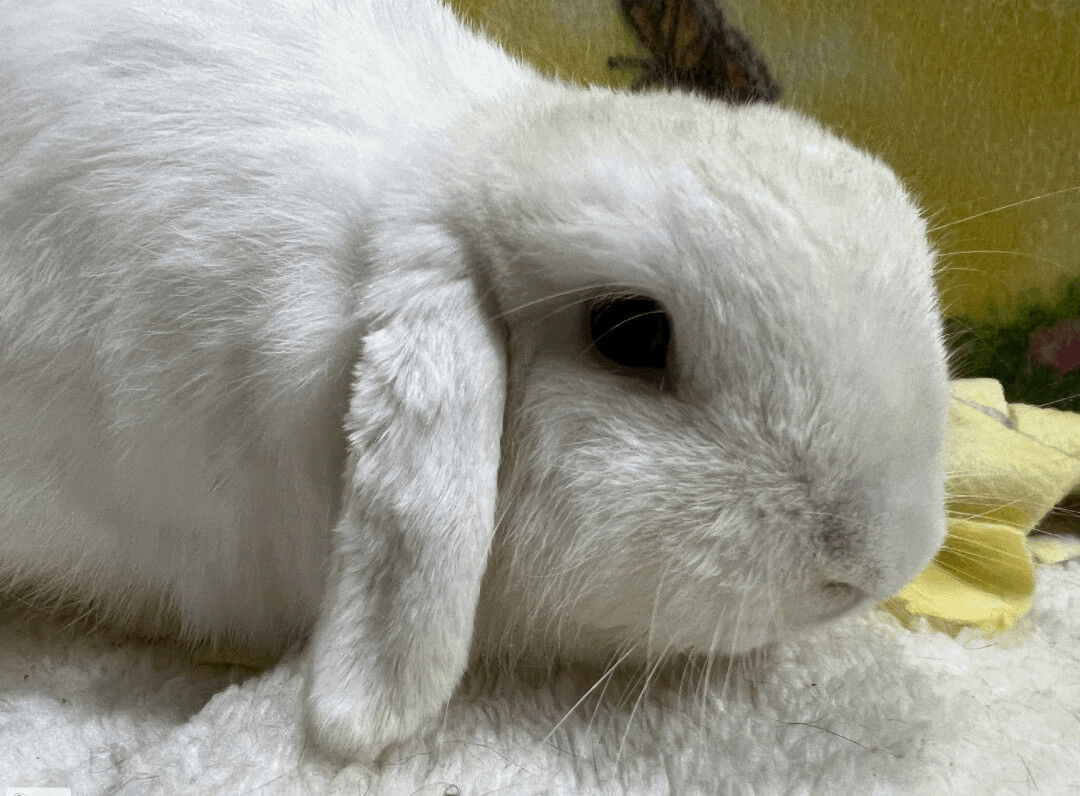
[589,295,670,370]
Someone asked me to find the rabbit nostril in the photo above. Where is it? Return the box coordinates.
[822,581,866,604]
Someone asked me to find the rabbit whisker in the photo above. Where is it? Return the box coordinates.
[541,642,637,745]
[928,185,1080,232]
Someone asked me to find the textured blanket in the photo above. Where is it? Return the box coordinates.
[2,563,1077,794]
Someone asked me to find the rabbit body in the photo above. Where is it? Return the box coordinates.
[0,0,531,644]
[0,0,950,760]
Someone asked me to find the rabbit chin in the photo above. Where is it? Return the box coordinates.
[472,557,876,669]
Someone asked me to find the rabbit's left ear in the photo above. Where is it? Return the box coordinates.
[304,234,506,761]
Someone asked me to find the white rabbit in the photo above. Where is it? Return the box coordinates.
[0,0,949,761]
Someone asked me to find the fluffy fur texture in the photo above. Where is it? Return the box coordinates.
[1,566,1078,792]
[0,0,949,759]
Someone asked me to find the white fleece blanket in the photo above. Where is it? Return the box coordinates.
[2,563,1078,795]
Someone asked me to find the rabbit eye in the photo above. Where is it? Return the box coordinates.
[589,296,670,370]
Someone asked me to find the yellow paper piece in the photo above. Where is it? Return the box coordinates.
[883,519,1034,635]
[884,379,1080,635]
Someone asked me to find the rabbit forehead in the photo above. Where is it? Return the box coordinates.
[470,92,934,308]
[477,118,940,380]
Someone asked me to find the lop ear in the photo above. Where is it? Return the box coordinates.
[304,244,506,762]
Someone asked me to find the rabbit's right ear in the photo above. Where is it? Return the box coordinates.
[304,229,506,762]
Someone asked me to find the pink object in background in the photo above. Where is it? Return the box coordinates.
[1028,317,1080,376]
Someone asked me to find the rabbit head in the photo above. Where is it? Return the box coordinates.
[471,92,949,660]
[306,90,948,759]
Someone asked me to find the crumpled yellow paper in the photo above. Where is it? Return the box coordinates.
[881,379,1080,634]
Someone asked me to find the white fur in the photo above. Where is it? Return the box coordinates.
[0,0,949,760]
[4,567,1080,792]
